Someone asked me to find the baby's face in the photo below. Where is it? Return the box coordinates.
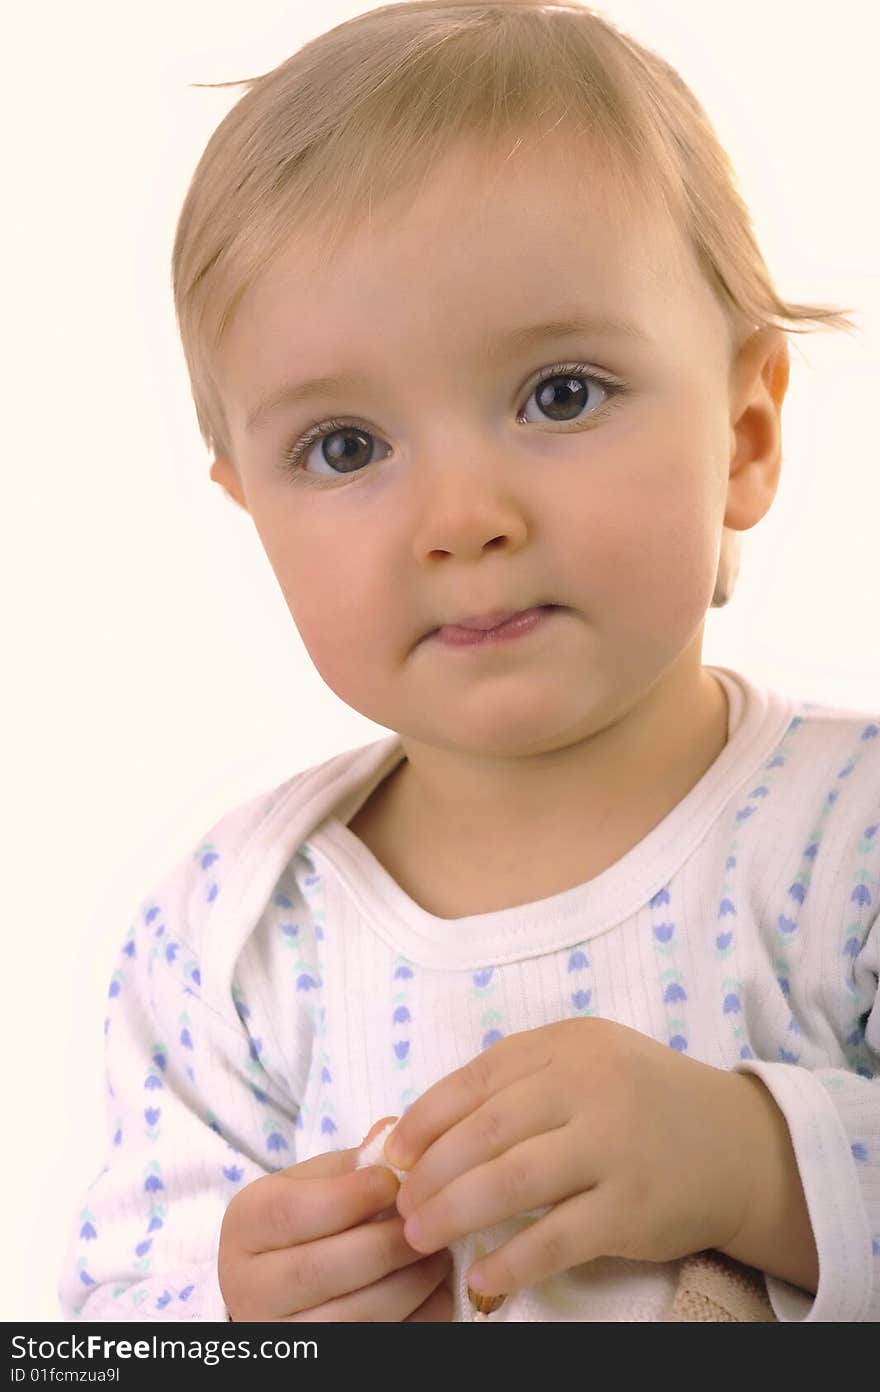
[213,132,740,757]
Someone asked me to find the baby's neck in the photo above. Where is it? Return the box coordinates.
[347,669,729,919]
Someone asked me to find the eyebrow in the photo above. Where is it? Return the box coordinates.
[244,314,650,434]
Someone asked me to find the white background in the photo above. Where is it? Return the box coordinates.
[4,0,878,1321]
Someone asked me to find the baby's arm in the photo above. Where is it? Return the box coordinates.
[58,850,299,1321]
[725,898,880,1321]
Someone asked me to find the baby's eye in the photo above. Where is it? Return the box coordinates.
[280,363,624,481]
[518,366,618,426]
[286,417,389,480]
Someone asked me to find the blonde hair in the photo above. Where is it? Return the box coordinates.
[171,0,858,607]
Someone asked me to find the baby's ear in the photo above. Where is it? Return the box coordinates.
[210,455,248,511]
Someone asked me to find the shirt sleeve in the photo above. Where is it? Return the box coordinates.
[735,900,880,1322]
[58,838,303,1321]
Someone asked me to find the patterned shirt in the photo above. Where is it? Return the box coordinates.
[59,665,880,1320]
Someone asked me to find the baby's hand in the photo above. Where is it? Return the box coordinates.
[385,1019,762,1299]
[219,1118,452,1321]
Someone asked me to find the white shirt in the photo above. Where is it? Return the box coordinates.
[59,665,880,1321]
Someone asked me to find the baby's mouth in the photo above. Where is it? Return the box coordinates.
[424,603,563,642]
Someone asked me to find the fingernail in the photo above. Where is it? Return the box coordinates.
[396,1185,413,1218]
[383,1132,407,1169]
[467,1283,507,1316]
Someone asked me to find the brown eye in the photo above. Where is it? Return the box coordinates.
[520,369,613,425]
[314,426,377,474]
[282,417,391,479]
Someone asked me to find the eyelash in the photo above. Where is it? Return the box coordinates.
[277,361,628,483]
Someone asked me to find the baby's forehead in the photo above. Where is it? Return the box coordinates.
[215,132,726,406]
[251,146,691,316]
[317,132,675,259]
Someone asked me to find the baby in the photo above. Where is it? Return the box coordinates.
[60,0,877,1322]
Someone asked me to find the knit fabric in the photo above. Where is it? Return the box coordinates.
[666,1251,777,1321]
[58,665,880,1321]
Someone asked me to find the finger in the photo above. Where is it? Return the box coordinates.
[402,1126,583,1256]
[278,1115,399,1181]
[357,1116,407,1192]
[256,1212,430,1317]
[282,1249,453,1323]
[236,1164,401,1253]
[396,1074,567,1217]
[405,1271,455,1322]
[278,1146,361,1181]
[361,1116,402,1151]
[465,1189,600,1297]
[385,1028,553,1171]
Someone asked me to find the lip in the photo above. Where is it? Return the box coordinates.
[443,609,526,631]
[429,604,560,647]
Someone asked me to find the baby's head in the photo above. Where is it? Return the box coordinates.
[171,0,855,754]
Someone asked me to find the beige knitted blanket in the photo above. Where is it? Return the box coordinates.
[664,1250,777,1321]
